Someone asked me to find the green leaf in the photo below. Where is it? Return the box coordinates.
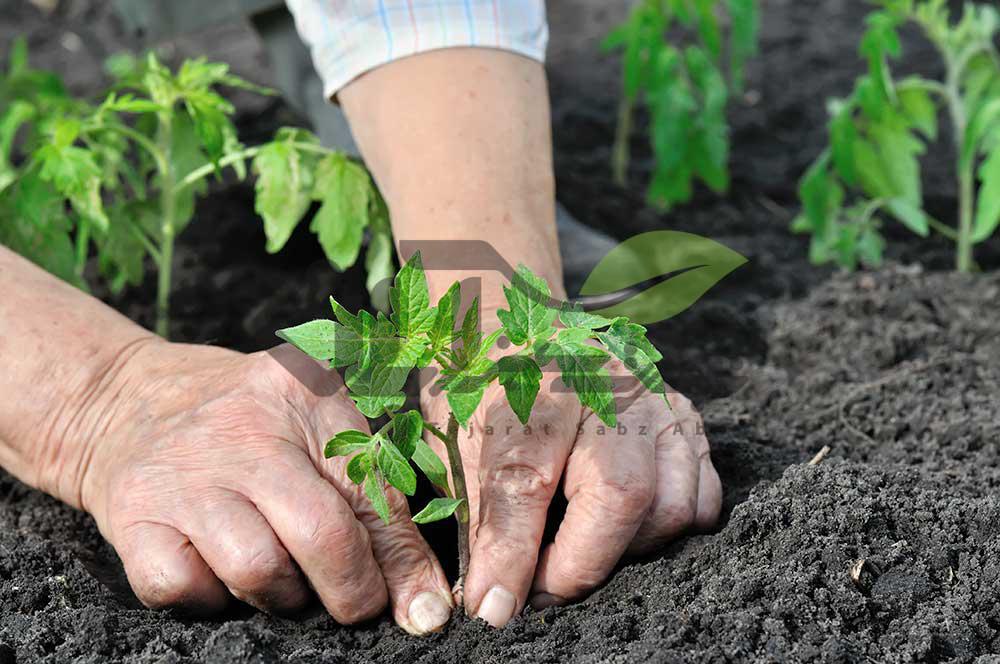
[253,140,312,254]
[445,363,497,428]
[185,90,232,164]
[596,319,666,400]
[497,355,543,425]
[346,452,373,485]
[578,230,747,324]
[727,0,759,91]
[496,264,557,346]
[886,197,929,237]
[364,469,392,525]
[829,100,858,185]
[36,143,109,232]
[412,439,449,492]
[325,430,372,458]
[275,319,362,368]
[389,410,423,459]
[376,437,417,496]
[429,281,461,350]
[535,328,616,427]
[412,497,464,524]
[974,146,1000,242]
[310,153,370,270]
[460,297,481,354]
[365,193,394,311]
[390,252,436,337]
[897,79,938,139]
[558,302,614,330]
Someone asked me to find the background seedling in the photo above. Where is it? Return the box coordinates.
[0,43,393,336]
[277,252,669,597]
[604,0,759,210]
[793,0,1000,272]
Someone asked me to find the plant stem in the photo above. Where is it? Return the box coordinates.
[943,58,974,272]
[611,95,634,187]
[172,141,331,195]
[155,112,176,337]
[74,219,90,278]
[440,412,471,598]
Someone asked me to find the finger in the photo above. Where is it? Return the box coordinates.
[339,475,454,635]
[464,396,576,628]
[627,423,701,555]
[117,521,229,615]
[186,492,310,615]
[530,412,656,608]
[252,453,388,624]
[695,455,723,530]
[663,391,721,531]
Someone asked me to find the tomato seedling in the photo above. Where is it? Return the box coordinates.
[603,0,758,210]
[0,44,394,336]
[794,0,1000,272]
[277,252,667,593]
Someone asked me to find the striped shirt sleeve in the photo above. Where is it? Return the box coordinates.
[285,0,548,99]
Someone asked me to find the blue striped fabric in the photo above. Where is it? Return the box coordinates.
[286,0,548,98]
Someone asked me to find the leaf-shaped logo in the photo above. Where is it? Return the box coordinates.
[579,231,747,324]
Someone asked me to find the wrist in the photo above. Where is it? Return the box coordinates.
[28,333,163,512]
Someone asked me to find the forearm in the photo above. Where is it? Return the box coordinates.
[0,247,157,508]
[338,48,565,312]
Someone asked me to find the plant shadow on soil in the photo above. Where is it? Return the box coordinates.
[4,0,1000,662]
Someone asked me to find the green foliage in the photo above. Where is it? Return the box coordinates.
[793,0,1000,272]
[0,45,392,335]
[604,0,759,210]
[278,252,669,525]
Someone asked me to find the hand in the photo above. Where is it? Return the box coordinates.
[78,341,453,634]
[420,329,722,628]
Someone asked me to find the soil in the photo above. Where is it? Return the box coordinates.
[3,0,1000,662]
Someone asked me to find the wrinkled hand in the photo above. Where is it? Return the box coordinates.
[80,341,452,634]
[421,349,722,628]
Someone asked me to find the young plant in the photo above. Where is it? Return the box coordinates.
[603,0,759,210]
[276,252,668,592]
[0,45,394,336]
[793,0,1000,272]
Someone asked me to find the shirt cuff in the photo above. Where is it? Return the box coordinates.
[286,0,548,99]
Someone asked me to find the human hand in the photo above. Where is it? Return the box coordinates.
[76,341,453,635]
[420,311,722,628]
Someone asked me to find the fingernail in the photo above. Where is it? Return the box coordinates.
[408,591,452,634]
[529,592,567,610]
[476,586,516,628]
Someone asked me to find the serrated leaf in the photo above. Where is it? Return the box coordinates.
[886,197,929,237]
[377,438,417,496]
[496,264,557,346]
[974,146,1000,242]
[535,329,616,427]
[389,410,423,459]
[558,302,614,330]
[310,153,370,270]
[497,355,543,425]
[579,230,747,324]
[275,319,362,368]
[253,141,312,253]
[829,101,858,185]
[446,363,497,428]
[364,469,392,524]
[897,80,938,140]
[347,452,372,485]
[365,192,394,311]
[390,252,436,337]
[429,281,461,350]
[325,430,372,458]
[597,319,666,400]
[412,439,449,492]
[412,498,464,524]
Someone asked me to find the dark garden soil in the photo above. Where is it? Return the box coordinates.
[3,0,1000,662]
